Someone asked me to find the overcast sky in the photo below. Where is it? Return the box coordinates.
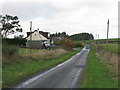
[0,0,119,39]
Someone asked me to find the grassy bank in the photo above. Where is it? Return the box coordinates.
[3,49,80,88]
[81,46,118,88]
[99,44,119,54]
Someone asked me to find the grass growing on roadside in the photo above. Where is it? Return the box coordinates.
[81,46,118,88]
[19,48,46,56]
[99,44,119,54]
[3,50,79,88]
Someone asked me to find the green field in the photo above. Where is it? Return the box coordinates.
[99,44,119,54]
[96,38,120,41]
[81,46,118,88]
[74,38,120,44]
[3,49,80,88]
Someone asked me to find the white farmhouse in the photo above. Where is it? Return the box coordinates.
[26,30,53,49]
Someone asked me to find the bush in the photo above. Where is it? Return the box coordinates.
[54,38,84,50]
[2,43,19,58]
[60,38,74,50]
[73,43,84,47]
[64,43,74,50]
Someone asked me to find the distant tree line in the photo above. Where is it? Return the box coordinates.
[50,32,68,39]
[51,32,94,41]
[68,33,94,41]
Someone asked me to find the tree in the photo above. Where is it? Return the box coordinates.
[0,14,22,38]
[50,32,67,39]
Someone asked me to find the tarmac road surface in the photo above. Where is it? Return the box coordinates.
[14,45,90,89]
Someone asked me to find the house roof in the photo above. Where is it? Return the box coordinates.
[39,31,50,39]
[27,32,33,37]
[26,30,48,41]
[26,30,36,37]
[26,30,50,39]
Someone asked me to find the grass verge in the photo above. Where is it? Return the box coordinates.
[81,45,118,88]
[3,49,80,88]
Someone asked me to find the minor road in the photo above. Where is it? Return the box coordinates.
[14,45,90,88]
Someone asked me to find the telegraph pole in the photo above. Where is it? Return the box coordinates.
[106,19,109,44]
[106,19,109,60]
[95,33,97,44]
[98,34,99,39]
[98,34,99,44]
[30,21,32,53]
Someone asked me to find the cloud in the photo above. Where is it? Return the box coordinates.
[1,0,119,39]
[2,2,59,21]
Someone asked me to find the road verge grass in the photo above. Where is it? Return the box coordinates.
[3,49,80,88]
[81,46,118,88]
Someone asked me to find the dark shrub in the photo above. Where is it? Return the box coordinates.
[2,38,27,46]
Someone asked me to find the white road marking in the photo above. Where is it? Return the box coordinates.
[71,69,82,87]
